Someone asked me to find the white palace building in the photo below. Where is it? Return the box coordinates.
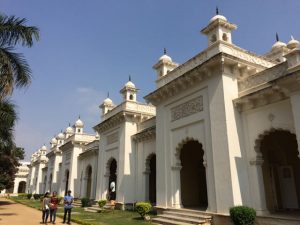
[26,12,300,224]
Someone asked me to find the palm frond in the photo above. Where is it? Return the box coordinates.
[0,14,39,47]
[0,46,31,98]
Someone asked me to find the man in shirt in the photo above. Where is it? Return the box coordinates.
[63,190,73,224]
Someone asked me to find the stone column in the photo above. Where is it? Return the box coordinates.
[171,164,182,208]
[249,157,268,215]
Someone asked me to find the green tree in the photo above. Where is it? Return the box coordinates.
[0,13,39,191]
[0,13,39,99]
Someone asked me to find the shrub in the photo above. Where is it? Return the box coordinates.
[230,206,256,225]
[18,193,27,198]
[98,200,107,208]
[33,194,40,200]
[27,193,32,199]
[135,202,152,219]
[81,197,90,207]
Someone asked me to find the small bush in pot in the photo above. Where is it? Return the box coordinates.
[230,206,256,225]
[98,200,107,209]
[135,202,152,220]
[81,197,90,207]
[27,193,32,199]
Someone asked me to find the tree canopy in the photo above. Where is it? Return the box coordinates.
[0,13,39,191]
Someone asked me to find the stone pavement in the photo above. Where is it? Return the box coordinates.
[0,198,78,225]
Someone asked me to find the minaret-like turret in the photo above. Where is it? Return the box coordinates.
[201,7,237,46]
[100,92,115,115]
[75,116,84,134]
[153,48,178,79]
[120,76,138,102]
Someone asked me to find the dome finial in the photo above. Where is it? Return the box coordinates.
[164,48,167,55]
[78,115,81,119]
[216,6,219,15]
[129,75,131,81]
[68,122,71,127]
[276,32,279,42]
[107,91,109,98]
[291,35,295,40]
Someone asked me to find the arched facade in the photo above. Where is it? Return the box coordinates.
[254,129,300,211]
[18,181,26,193]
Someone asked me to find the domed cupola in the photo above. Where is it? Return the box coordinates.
[65,123,74,138]
[56,130,65,145]
[201,7,237,47]
[287,36,300,50]
[120,75,138,102]
[75,116,84,134]
[50,136,57,148]
[153,48,178,79]
[209,7,227,22]
[272,33,287,50]
[100,92,115,116]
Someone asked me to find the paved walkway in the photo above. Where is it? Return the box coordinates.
[0,198,78,225]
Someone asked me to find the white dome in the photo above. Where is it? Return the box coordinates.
[287,36,300,49]
[41,145,47,151]
[272,41,287,50]
[159,54,172,62]
[125,81,135,88]
[50,137,57,144]
[210,14,227,23]
[66,125,74,134]
[75,118,84,127]
[103,97,113,105]
[57,132,65,140]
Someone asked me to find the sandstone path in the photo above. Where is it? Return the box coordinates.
[0,198,79,225]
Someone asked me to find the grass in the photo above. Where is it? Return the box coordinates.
[10,197,153,225]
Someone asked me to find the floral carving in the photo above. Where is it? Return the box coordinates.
[171,96,203,121]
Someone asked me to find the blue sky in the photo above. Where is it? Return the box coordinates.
[2,0,300,160]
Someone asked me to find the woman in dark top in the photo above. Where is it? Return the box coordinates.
[49,191,59,224]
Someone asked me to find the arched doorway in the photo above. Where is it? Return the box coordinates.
[147,154,156,204]
[18,181,26,193]
[48,174,52,193]
[64,170,69,195]
[43,176,47,193]
[180,140,208,208]
[107,159,117,200]
[86,165,92,199]
[259,130,300,211]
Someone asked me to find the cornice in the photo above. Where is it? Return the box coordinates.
[201,18,237,34]
[145,53,223,105]
[234,70,300,112]
[132,126,156,143]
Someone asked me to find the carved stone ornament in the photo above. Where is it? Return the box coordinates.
[171,96,203,121]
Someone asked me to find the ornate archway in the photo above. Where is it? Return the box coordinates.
[105,158,117,201]
[85,165,92,199]
[175,138,208,208]
[255,129,300,211]
[18,181,26,193]
[145,153,156,203]
[64,170,69,195]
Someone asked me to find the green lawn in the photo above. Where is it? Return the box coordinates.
[11,197,153,225]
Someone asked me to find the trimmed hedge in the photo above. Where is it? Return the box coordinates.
[81,197,90,207]
[135,202,152,219]
[230,206,256,225]
[98,199,107,208]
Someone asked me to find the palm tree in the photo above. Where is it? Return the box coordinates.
[0,99,17,149]
[0,13,39,99]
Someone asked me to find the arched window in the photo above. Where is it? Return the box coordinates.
[222,33,228,42]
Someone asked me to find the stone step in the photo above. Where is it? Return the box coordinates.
[157,214,206,225]
[152,217,192,225]
[163,210,212,220]
[84,206,101,213]
[164,208,209,216]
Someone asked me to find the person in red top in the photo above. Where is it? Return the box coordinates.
[49,191,59,224]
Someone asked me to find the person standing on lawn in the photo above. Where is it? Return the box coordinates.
[63,190,73,224]
[49,191,59,224]
[41,192,50,224]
